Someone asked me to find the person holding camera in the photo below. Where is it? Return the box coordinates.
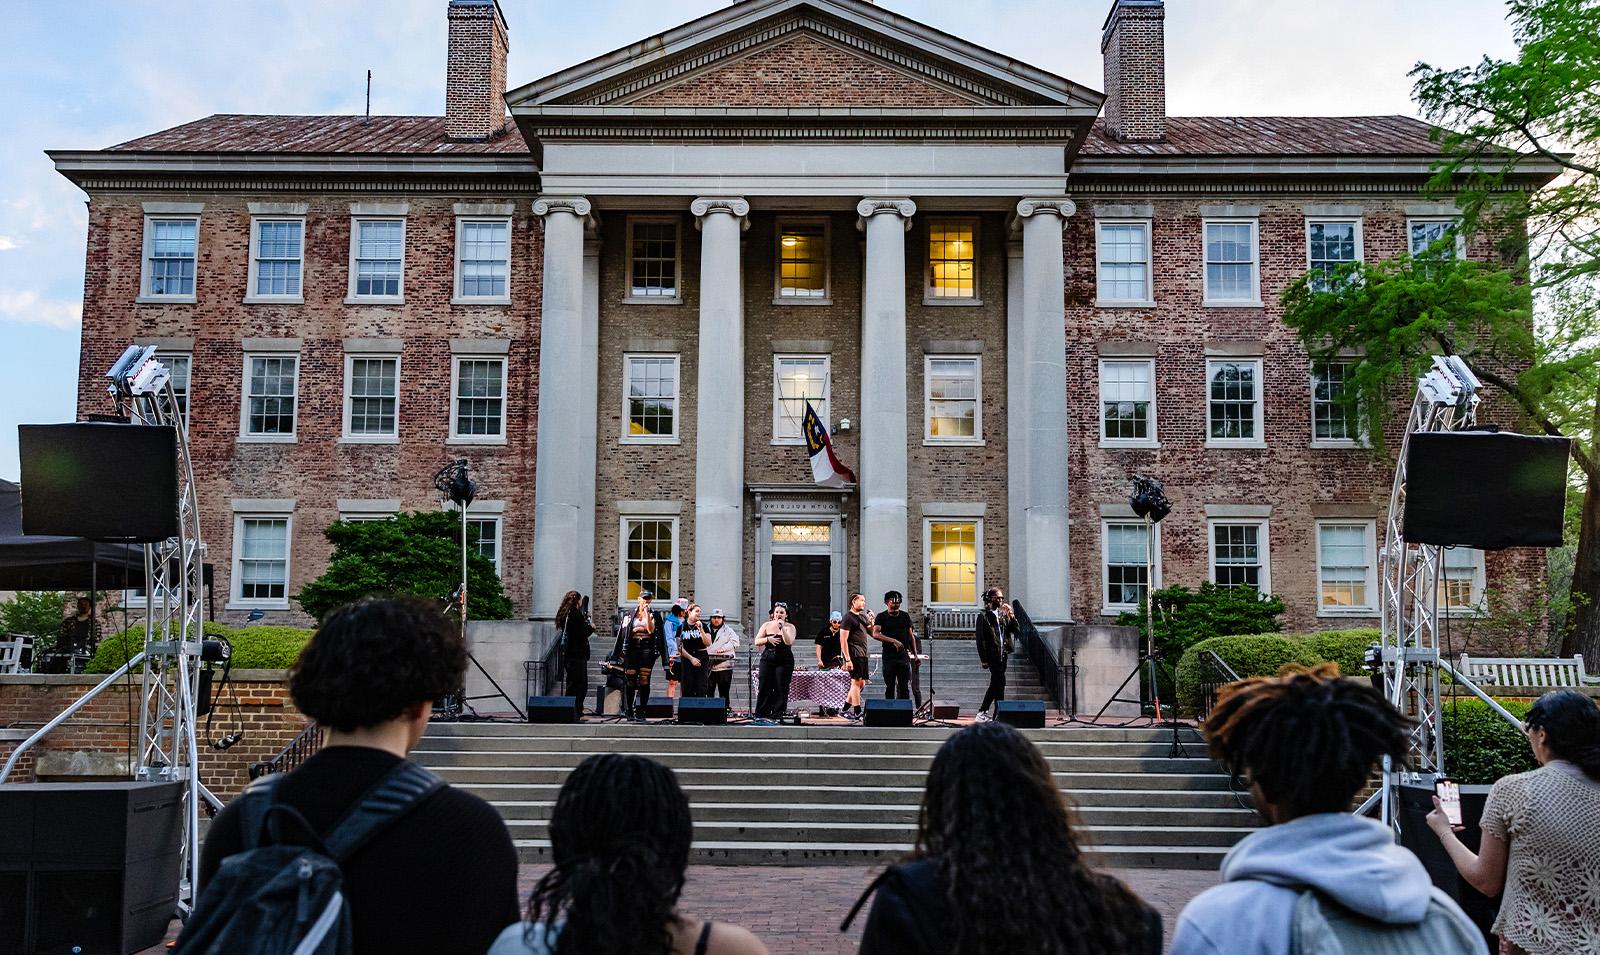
[556,591,594,718]
[754,603,797,720]
[620,591,666,721]
[875,591,917,702]
[974,587,1018,722]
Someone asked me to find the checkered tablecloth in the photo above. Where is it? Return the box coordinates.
[750,667,857,710]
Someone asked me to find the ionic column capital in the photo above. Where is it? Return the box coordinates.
[1015,197,1077,220]
[856,197,917,232]
[533,195,592,218]
[691,196,750,231]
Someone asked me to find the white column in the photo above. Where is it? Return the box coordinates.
[530,196,594,620]
[1015,197,1076,624]
[856,198,916,603]
[1005,234,1028,605]
[691,197,750,620]
[576,235,600,597]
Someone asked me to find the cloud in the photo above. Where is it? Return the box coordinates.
[0,235,20,251]
[0,291,81,329]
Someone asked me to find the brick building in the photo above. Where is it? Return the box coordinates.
[53,0,1555,640]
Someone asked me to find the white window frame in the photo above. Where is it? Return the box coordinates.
[772,354,831,445]
[138,215,200,303]
[452,216,513,304]
[467,514,503,576]
[238,352,300,443]
[1208,519,1272,594]
[923,355,984,446]
[159,351,193,426]
[1206,357,1266,448]
[618,515,680,604]
[345,216,406,304]
[923,518,985,609]
[1098,357,1158,448]
[1094,219,1155,307]
[341,353,401,443]
[230,514,293,610]
[448,355,508,444]
[1440,547,1487,616]
[1202,218,1262,306]
[244,216,306,304]
[1305,218,1364,291]
[924,216,982,306]
[621,353,681,445]
[1101,519,1162,616]
[1310,358,1365,449]
[1316,519,1379,616]
[1406,217,1466,259]
[624,216,682,304]
[773,217,832,305]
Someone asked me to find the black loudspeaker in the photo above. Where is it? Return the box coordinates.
[995,700,1046,728]
[526,696,578,724]
[1403,432,1570,549]
[643,696,675,719]
[863,698,914,727]
[677,697,728,725]
[932,703,961,720]
[17,423,179,542]
[0,781,184,955]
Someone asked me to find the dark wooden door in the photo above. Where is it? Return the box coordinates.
[771,555,831,639]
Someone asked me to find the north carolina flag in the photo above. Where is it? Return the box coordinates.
[803,401,856,488]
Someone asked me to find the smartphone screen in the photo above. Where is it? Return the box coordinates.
[1435,778,1463,827]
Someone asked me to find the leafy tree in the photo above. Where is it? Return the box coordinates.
[1116,582,1286,664]
[295,511,512,622]
[0,591,66,655]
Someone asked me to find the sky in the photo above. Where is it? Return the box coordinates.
[0,0,1523,481]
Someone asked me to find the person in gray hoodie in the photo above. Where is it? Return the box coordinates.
[1170,664,1484,955]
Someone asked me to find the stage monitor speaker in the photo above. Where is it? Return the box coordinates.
[677,696,727,725]
[643,696,675,719]
[17,423,179,542]
[932,703,961,720]
[526,696,578,724]
[995,700,1046,728]
[864,698,914,727]
[1403,432,1569,549]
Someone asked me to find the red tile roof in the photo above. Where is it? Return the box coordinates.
[1081,115,1446,156]
[108,114,529,155]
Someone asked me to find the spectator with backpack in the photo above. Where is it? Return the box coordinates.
[1170,664,1485,955]
[177,596,519,954]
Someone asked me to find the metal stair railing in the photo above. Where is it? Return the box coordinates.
[248,721,324,780]
[1012,601,1064,712]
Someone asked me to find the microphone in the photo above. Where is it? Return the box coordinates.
[212,732,245,751]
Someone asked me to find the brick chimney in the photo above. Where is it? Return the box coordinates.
[446,0,509,140]
[1101,0,1166,143]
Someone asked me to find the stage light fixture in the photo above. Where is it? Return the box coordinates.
[1128,475,1171,524]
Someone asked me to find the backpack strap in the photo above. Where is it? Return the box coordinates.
[237,773,287,851]
[322,760,446,863]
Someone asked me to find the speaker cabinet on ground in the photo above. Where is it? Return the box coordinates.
[0,781,184,955]
[677,697,727,725]
[931,703,960,720]
[526,696,578,724]
[643,696,675,719]
[1403,432,1570,549]
[863,698,914,727]
[995,700,1046,728]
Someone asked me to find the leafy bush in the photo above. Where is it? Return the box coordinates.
[1440,697,1536,785]
[1118,582,1285,664]
[1175,634,1322,714]
[86,621,311,673]
[1301,629,1381,677]
[1,591,66,655]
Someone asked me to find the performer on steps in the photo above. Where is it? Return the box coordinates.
[814,611,845,717]
[677,604,710,698]
[754,603,797,720]
[705,610,740,702]
[874,591,916,701]
[555,591,594,718]
[841,593,873,721]
[974,587,1018,722]
[620,591,666,721]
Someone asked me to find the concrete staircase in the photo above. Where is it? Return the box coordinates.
[414,722,1255,869]
[914,637,1055,710]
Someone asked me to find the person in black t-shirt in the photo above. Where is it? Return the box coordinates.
[556,590,595,717]
[815,611,845,669]
[874,591,917,701]
[841,593,873,720]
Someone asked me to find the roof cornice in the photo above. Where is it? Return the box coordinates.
[48,149,538,189]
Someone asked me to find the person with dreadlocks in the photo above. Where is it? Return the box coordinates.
[847,721,1161,954]
[1170,664,1484,955]
[487,754,768,955]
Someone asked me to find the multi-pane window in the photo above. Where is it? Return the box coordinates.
[235,517,290,605]
[776,220,828,300]
[1211,521,1269,592]
[457,219,510,299]
[243,355,299,437]
[1312,360,1360,444]
[629,219,679,299]
[144,218,198,298]
[927,220,977,300]
[1100,358,1155,444]
[622,518,676,602]
[1207,359,1263,444]
[1096,221,1152,304]
[452,357,505,439]
[164,353,192,423]
[1440,547,1485,612]
[774,356,829,443]
[1307,220,1360,291]
[251,219,304,298]
[925,357,980,443]
[1409,219,1459,258]
[1104,521,1156,612]
[468,517,501,575]
[623,354,679,442]
[927,521,980,606]
[1318,521,1376,613]
[345,356,398,439]
[1204,220,1259,303]
[352,219,404,299]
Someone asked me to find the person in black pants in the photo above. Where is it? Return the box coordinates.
[754,603,797,720]
[676,604,711,697]
[875,591,916,701]
[704,610,740,702]
[975,587,1018,721]
[556,591,594,717]
[620,592,666,720]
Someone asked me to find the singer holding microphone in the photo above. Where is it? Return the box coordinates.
[555,591,594,718]
[754,603,798,720]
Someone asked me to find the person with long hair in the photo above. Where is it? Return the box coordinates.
[848,721,1161,954]
[487,754,768,955]
[676,604,710,698]
[1171,664,1482,955]
[1426,689,1600,955]
[620,592,666,721]
[555,591,594,718]
[753,603,797,720]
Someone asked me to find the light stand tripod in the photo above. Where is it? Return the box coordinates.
[914,610,955,727]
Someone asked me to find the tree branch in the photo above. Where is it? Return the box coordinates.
[1462,358,1600,479]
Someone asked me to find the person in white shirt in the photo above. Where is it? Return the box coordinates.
[704,610,741,702]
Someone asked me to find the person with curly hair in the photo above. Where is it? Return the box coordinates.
[1170,664,1483,955]
[488,754,769,955]
[847,721,1161,954]
[195,596,519,954]
[556,590,594,717]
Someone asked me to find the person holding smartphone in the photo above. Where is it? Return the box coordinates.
[753,603,797,720]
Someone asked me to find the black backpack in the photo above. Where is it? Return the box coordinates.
[175,760,444,955]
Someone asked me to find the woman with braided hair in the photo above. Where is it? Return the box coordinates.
[488,753,768,955]
[1171,664,1483,955]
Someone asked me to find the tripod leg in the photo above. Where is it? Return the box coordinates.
[1091,658,1146,724]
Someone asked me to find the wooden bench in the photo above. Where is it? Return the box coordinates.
[0,635,32,674]
[1456,654,1598,688]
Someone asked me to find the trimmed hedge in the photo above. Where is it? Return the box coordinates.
[1440,697,1537,785]
[87,622,313,674]
[1300,629,1381,677]
[1175,634,1322,714]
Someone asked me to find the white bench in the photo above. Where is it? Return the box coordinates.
[1456,654,1598,688]
[0,635,32,674]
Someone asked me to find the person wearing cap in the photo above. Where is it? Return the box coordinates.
[704,610,741,702]
[754,603,798,720]
[676,603,711,698]
[662,597,688,700]
[814,611,846,717]
[874,591,917,702]
[619,590,666,721]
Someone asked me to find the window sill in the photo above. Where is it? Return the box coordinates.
[921,297,983,307]
[1100,439,1160,450]
[1203,299,1264,309]
[923,438,986,448]
[451,296,513,306]
[243,296,305,306]
[344,295,405,306]
[226,600,290,612]
[770,438,807,447]
[1095,300,1156,310]
[136,295,196,305]
[1206,440,1267,450]
[339,436,401,445]
[1101,606,1139,618]
[1317,608,1377,618]
[447,436,508,446]
[619,437,682,446]
[237,434,298,444]
[772,297,833,307]
[624,295,683,306]
[1311,439,1369,450]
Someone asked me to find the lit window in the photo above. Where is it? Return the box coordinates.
[456,219,511,300]
[1211,521,1269,592]
[242,354,299,437]
[774,356,830,443]
[351,218,404,299]
[162,352,192,424]
[1096,221,1152,304]
[1207,359,1263,444]
[928,219,977,300]
[926,521,980,606]
[772,523,831,544]
[1409,219,1459,259]
[1103,520,1157,613]
[234,516,290,606]
[452,357,506,439]
[1440,547,1485,613]
[468,516,501,575]
[1317,521,1376,614]
[1100,358,1155,444]
[925,357,981,443]
[143,217,198,298]
[344,356,398,439]
[1203,220,1259,304]
[622,517,676,602]
[1312,360,1360,444]
[623,354,680,442]
[776,220,828,301]
[629,218,679,300]
[1307,219,1361,291]
[250,219,304,299]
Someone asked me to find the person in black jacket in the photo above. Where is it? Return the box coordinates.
[556,591,595,717]
[847,721,1162,955]
[974,587,1019,721]
[619,591,668,721]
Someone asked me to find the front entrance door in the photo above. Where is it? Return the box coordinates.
[771,554,831,638]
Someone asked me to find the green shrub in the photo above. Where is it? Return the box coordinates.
[1119,582,1285,665]
[1440,697,1537,785]
[86,621,311,673]
[1300,629,1381,677]
[1176,634,1322,714]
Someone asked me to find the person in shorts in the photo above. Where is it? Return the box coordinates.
[841,593,873,721]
